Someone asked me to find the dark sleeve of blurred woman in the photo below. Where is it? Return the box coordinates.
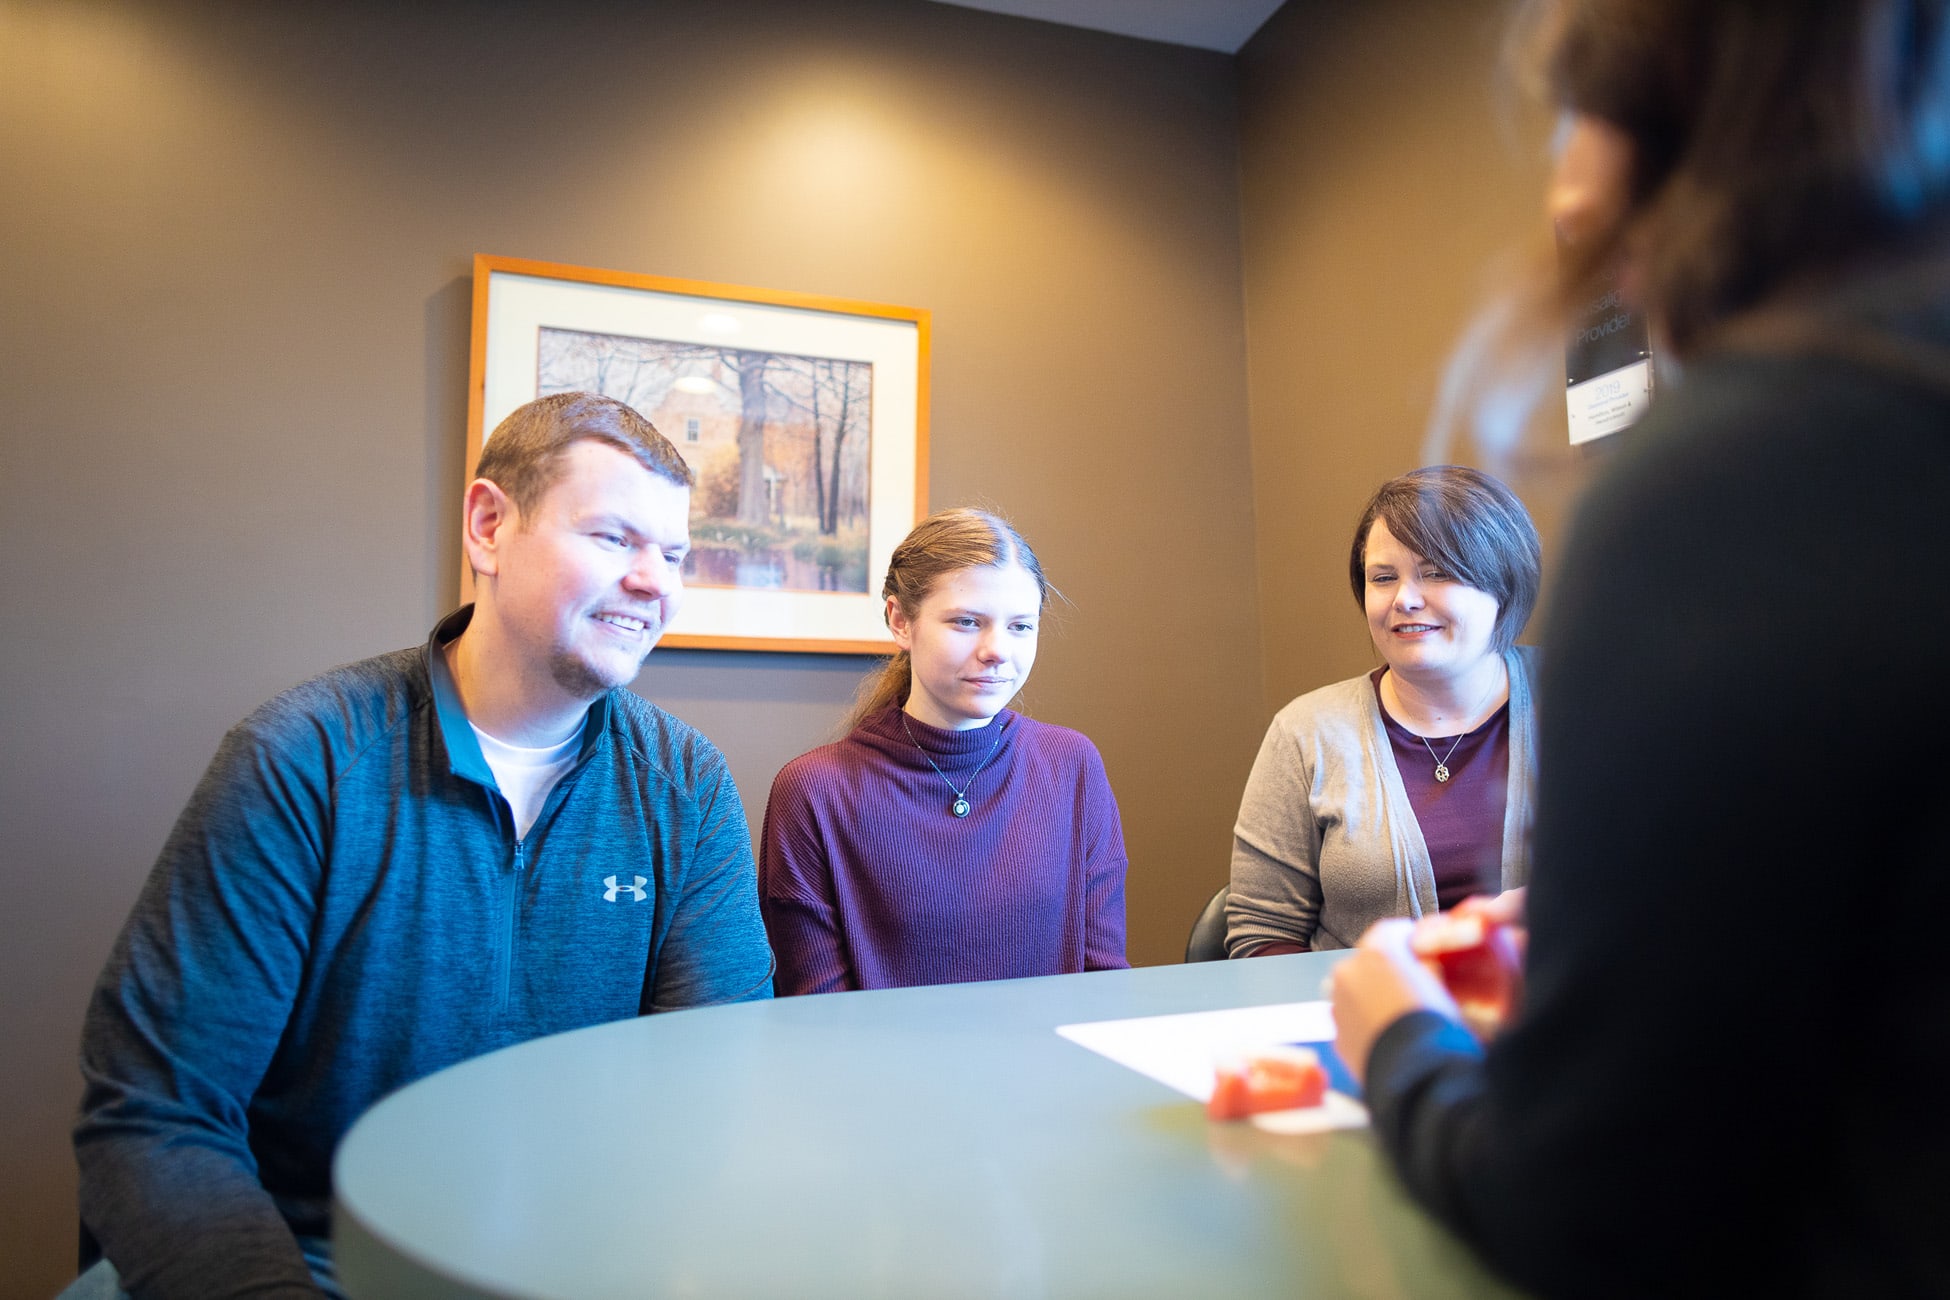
[1365,297,1950,1297]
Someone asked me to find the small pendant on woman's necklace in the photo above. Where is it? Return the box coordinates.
[952,796,971,818]
[1433,764,1450,783]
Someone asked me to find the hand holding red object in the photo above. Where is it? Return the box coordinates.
[1451,886,1526,930]
[1408,895,1525,1037]
[1329,919,1459,1087]
[1206,1046,1329,1120]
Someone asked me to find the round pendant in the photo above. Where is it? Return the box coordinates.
[1433,764,1450,783]
[952,797,971,818]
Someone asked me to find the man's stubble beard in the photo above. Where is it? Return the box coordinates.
[549,630,659,699]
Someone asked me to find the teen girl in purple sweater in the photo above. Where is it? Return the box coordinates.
[760,508,1129,993]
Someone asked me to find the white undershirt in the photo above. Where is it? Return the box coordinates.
[470,720,583,840]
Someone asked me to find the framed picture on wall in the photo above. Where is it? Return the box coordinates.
[466,254,930,654]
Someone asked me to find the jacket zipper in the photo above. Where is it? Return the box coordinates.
[499,836,524,1015]
[493,763,580,1019]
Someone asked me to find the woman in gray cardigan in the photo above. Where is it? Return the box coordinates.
[1227,467,1541,954]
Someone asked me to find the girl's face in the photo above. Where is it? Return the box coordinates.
[889,562,1042,731]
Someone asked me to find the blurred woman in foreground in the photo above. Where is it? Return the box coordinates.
[1332,2,1950,1295]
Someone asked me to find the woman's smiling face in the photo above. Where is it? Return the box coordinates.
[1362,518,1502,683]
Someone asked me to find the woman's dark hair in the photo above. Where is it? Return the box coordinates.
[846,508,1051,730]
[1538,0,1950,354]
[1348,466,1542,654]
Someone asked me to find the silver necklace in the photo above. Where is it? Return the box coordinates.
[1397,670,1504,784]
[900,711,1004,817]
[1419,732,1467,783]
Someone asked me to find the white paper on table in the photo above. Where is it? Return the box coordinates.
[1056,1000,1368,1133]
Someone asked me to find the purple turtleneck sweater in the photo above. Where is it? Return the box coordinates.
[760,704,1129,994]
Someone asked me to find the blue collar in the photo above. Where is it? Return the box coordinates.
[423,605,614,789]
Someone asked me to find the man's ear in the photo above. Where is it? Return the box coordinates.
[885,595,913,652]
[461,479,519,579]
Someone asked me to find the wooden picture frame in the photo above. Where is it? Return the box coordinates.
[464,254,930,654]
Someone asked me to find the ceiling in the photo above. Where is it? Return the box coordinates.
[920,0,1287,54]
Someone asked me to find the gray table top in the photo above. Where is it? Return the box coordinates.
[333,952,1520,1299]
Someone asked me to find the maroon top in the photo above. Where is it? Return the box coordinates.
[760,705,1129,994]
[1372,668,1511,911]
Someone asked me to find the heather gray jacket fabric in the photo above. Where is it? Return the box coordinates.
[74,608,774,1299]
[1225,645,1538,954]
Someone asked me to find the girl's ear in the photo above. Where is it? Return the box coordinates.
[886,595,914,652]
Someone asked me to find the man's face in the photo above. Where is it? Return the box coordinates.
[491,441,691,701]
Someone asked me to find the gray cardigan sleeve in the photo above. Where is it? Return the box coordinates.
[1225,701,1330,952]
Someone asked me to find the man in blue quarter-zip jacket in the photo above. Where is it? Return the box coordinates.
[68,393,775,1300]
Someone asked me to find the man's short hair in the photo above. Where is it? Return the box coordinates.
[473,392,695,514]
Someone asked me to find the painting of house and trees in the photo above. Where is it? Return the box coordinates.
[538,325,873,593]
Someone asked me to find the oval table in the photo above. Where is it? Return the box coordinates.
[333,951,1520,1298]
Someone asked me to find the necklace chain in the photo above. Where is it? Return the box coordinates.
[1398,671,1505,785]
[1419,731,1467,783]
[900,711,1004,818]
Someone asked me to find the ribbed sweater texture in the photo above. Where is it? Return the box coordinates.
[760,705,1129,993]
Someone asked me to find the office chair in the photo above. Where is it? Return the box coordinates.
[1183,884,1229,963]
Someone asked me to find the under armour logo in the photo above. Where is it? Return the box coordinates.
[602,874,648,903]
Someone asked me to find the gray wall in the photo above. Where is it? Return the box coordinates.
[1238,0,1588,709]
[1,1,1266,1290]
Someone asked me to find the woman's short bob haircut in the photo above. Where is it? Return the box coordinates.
[1535,0,1950,355]
[1348,466,1542,655]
